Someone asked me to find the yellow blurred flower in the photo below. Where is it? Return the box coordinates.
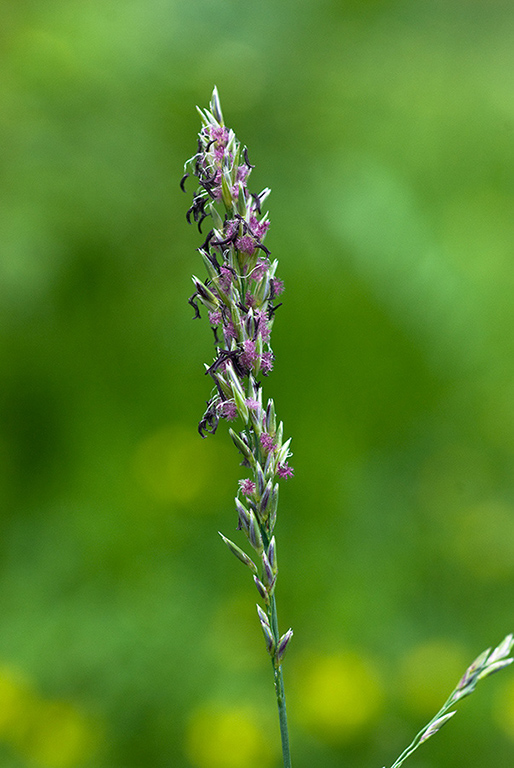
[18,699,98,768]
[185,702,276,768]
[0,665,99,767]
[293,650,383,743]
[0,666,36,740]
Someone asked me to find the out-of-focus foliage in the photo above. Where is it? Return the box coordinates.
[1,1,514,766]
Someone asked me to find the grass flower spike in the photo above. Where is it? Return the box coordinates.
[182,87,293,768]
[386,633,514,768]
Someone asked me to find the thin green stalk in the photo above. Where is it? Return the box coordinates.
[261,526,292,767]
[270,595,292,768]
[389,700,453,768]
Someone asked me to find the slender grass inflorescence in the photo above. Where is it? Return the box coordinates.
[182,88,293,768]
[386,633,514,768]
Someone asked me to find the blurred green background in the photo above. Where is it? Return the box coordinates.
[1,0,514,766]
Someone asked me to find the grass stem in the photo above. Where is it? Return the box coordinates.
[270,595,292,768]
